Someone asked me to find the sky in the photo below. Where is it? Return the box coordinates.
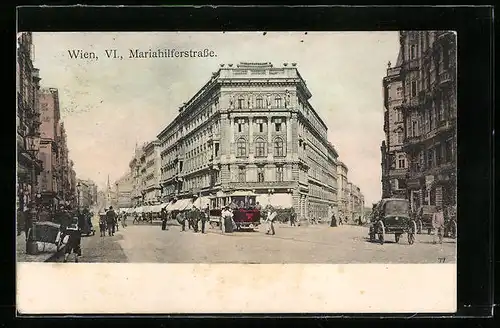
[32,32,399,205]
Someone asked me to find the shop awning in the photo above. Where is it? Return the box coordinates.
[230,190,256,197]
[193,196,210,209]
[269,193,294,209]
[172,198,193,211]
[150,205,164,213]
[165,201,175,211]
[135,207,143,213]
[256,194,271,208]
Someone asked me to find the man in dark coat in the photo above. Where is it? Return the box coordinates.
[200,206,208,234]
[161,208,168,231]
[190,207,200,233]
[106,206,117,236]
[330,213,337,227]
[290,208,297,226]
[62,216,82,263]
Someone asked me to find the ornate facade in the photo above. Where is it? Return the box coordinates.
[157,62,340,221]
[16,32,43,213]
[381,50,408,199]
[393,31,457,210]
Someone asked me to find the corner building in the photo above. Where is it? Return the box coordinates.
[158,62,339,222]
[399,31,457,209]
[381,51,408,199]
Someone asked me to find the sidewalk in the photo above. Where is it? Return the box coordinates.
[16,232,64,262]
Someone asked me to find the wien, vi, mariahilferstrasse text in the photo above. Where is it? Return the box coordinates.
[67,48,218,61]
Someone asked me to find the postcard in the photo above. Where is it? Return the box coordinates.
[16,31,457,314]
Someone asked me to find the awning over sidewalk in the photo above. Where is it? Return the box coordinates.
[164,201,175,211]
[256,194,271,208]
[269,193,293,209]
[193,196,210,209]
[169,198,193,211]
[230,190,255,197]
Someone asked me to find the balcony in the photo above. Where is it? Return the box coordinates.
[401,97,420,110]
[438,70,453,87]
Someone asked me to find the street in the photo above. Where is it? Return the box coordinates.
[51,215,456,264]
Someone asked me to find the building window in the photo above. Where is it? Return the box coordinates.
[274,137,284,157]
[238,97,244,109]
[411,81,417,97]
[255,138,266,157]
[396,109,402,122]
[236,138,247,157]
[445,139,453,162]
[427,149,433,169]
[398,178,407,190]
[397,131,404,144]
[275,122,282,132]
[256,97,263,108]
[259,123,264,133]
[436,144,442,166]
[443,46,450,69]
[410,44,416,59]
[275,96,282,108]
[238,166,246,182]
[257,167,265,182]
[411,120,418,137]
[397,154,406,169]
[276,166,283,182]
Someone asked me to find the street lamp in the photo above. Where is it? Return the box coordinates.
[76,182,81,210]
[25,134,40,254]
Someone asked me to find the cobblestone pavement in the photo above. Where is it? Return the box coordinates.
[51,220,456,264]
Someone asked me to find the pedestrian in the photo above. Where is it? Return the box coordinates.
[290,208,297,226]
[266,208,277,235]
[161,208,168,231]
[115,213,120,232]
[188,207,198,232]
[221,206,233,233]
[179,211,187,232]
[62,217,82,263]
[106,206,116,236]
[330,213,337,227]
[99,212,107,237]
[200,205,208,234]
[432,206,445,244]
[122,212,127,228]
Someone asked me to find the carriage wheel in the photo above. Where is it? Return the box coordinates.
[408,232,415,245]
[377,222,385,245]
[408,221,417,245]
[395,234,401,243]
[417,220,423,234]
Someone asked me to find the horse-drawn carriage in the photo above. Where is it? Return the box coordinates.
[369,198,416,245]
[415,205,436,235]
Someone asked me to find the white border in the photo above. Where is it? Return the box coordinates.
[17,263,457,314]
